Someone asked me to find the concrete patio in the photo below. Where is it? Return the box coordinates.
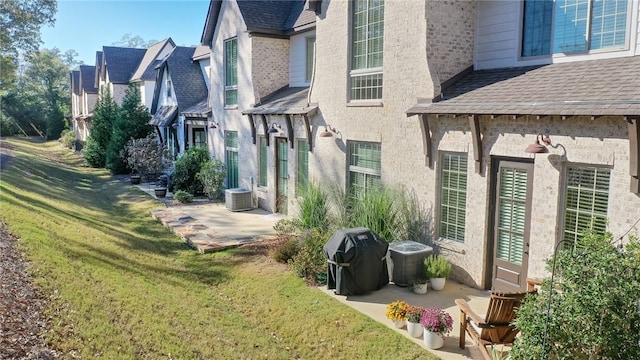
[137,184,491,359]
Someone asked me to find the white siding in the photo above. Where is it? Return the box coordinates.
[142,80,155,110]
[636,1,640,55]
[199,59,210,90]
[289,31,315,87]
[157,71,177,108]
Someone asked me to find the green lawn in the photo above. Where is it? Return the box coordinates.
[0,137,437,359]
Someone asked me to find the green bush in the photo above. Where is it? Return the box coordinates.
[270,237,300,264]
[273,218,302,237]
[82,139,106,168]
[196,159,225,200]
[292,229,328,285]
[173,190,193,203]
[83,88,118,168]
[297,182,330,232]
[424,255,451,278]
[172,147,210,195]
[511,231,640,360]
[350,186,399,242]
[60,129,75,149]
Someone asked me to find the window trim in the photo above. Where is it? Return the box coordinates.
[305,36,316,83]
[224,37,238,107]
[347,140,382,197]
[348,0,384,102]
[258,135,267,188]
[436,151,469,243]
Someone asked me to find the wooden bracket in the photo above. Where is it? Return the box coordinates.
[248,114,256,145]
[302,114,313,152]
[260,114,270,147]
[285,115,294,149]
[629,117,640,193]
[469,115,483,174]
[418,114,433,167]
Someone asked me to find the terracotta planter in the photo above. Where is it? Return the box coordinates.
[154,187,167,198]
[130,175,141,185]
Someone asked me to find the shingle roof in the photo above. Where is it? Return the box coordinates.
[182,99,211,118]
[160,46,208,111]
[79,65,98,94]
[407,56,640,116]
[70,70,80,95]
[131,38,175,82]
[202,0,315,44]
[149,106,178,127]
[242,86,317,115]
[102,46,146,84]
[192,45,210,61]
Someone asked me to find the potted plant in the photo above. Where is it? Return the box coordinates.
[411,277,429,295]
[420,307,453,349]
[424,255,452,291]
[405,305,426,338]
[385,300,409,328]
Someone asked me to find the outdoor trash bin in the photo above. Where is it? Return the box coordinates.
[323,227,389,295]
[388,240,433,286]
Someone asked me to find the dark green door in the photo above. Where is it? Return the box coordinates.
[225,131,238,189]
[276,137,288,214]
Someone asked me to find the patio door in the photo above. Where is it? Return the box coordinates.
[491,160,533,292]
[275,137,288,214]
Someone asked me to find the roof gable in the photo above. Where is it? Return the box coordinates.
[102,46,146,84]
[94,51,103,89]
[79,65,98,94]
[153,46,208,111]
[70,70,80,95]
[131,38,176,82]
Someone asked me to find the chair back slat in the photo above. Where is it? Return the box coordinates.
[479,291,533,343]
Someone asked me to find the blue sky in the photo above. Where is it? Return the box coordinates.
[41,0,211,66]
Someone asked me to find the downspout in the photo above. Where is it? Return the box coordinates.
[307,41,317,107]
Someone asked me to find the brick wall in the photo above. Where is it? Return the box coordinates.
[251,37,290,104]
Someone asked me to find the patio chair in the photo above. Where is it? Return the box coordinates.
[454,290,535,360]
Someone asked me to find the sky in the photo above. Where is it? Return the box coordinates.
[40,0,211,66]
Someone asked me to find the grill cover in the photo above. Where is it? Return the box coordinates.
[323,227,389,295]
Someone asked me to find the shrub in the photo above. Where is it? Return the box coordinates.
[350,186,399,242]
[173,190,193,203]
[172,147,210,195]
[196,159,226,200]
[59,129,75,149]
[273,218,302,237]
[297,182,330,232]
[292,229,328,285]
[270,237,300,264]
[424,255,452,278]
[83,88,118,168]
[122,134,167,178]
[510,231,640,360]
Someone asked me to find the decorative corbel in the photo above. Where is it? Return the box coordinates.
[469,115,483,174]
[248,114,256,145]
[302,114,313,152]
[628,116,640,193]
[285,115,294,149]
[260,114,269,146]
[418,114,433,167]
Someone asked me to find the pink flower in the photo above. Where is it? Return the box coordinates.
[420,307,453,334]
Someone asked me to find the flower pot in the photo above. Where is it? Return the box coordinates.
[423,329,445,349]
[154,187,167,198]
[407,321,423,338]
[430,278,446,291]
[392,320,406,329]
[130,175,141,185]
[413,283,428,295]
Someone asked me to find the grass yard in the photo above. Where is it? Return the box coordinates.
[0,137,437,359]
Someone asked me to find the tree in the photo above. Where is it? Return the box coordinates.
[111,33,158,48]
[105,84,153,174]
[0,0,57,92]
[83,88,119,168]
[511,231,640,360]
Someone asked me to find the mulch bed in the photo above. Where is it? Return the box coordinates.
[0,223,59,359]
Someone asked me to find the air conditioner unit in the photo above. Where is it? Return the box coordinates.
[225,188,253,211]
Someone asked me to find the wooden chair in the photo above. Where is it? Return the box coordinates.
[455,290,535,360]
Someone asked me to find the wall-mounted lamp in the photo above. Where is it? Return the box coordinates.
[525,133,552,153]
[208,120,219,129]
[319,126,339,138]
[267,123,282,134]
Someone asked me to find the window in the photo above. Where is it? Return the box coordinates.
[258,135,267,187]
[224,38,238,106]
[350,0,384,100]
[297,139,309,192]
[166,79,172,98]
[305,37,316,83]
[521,0,628,56]
[225,131,239,188]
[348,141,381,197]
[562,166,610,244]
[193,128,206,148]
[438,153,468,242]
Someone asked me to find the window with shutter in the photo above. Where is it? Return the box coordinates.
[562,166,610,244]
[496,167,528,265]
[258,136,267,187]
[348,141,381,197]
[225,131,239,188]
[438,153,468,242]
[296,139,309,193]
